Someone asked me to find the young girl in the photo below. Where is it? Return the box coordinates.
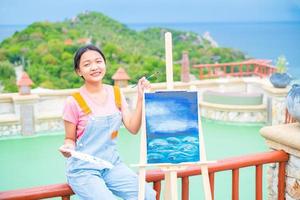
[59,45,156,200]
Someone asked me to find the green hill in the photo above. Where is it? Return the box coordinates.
[0,11,246,92]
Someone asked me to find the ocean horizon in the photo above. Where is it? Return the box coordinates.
[0,21,299,79]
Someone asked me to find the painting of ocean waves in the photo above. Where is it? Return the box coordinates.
[145,91,200,164]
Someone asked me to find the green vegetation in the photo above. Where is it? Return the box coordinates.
[0,61,18,92]
[275,55,288,73]
[0,11,246,92]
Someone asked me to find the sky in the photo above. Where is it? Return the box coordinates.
[1,0,300,25]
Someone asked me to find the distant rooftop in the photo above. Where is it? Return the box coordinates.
[112,67,131,80]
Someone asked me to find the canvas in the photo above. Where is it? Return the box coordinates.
[144,91,200,164]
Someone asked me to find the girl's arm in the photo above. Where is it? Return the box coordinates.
[122,77,150,134]
[59,120,76,157]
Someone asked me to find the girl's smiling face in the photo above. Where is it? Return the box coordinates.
[76,50,106,83]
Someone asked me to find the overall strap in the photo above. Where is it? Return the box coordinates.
[113,85,122,111]
[112,86,122,139]
[71,92,91,115]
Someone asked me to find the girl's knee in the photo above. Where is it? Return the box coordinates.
[68,173,116,200]
[123,183,156,200]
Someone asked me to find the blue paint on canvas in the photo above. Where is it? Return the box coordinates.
[145,91,200,164]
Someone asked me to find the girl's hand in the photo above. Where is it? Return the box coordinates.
[137,77,151,100]
[59,142,75,158]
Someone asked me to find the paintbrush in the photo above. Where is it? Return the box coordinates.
[59,147,114,169]
[131,71,160,88]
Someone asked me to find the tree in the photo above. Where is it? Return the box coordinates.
[0,61,17,92]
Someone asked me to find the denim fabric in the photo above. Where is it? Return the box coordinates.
[66,112,156,200]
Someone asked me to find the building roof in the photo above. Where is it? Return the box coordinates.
[77,38,91,44]
[17,72,33,86]
[112,67,131,80]
[64,39,73,45]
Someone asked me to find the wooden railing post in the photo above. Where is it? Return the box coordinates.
[209,173,215,200]
[199,68,203,79]
[232,169,239,200]
[182,176,189,200]
[255,165,263,200]
[278,161,287,200]
[153,181,161,200]
[239,64,243,77]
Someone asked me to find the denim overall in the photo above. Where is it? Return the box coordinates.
[66,88,156,200]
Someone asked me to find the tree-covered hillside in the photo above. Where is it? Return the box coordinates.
[0,11,246,92]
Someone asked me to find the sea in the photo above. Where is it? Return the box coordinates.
[0,22,299,80]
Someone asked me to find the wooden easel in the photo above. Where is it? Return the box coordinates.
[137,32,213,200]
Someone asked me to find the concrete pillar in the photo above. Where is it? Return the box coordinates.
[262,86,289,125]
[13,94,39,136]
[181,51,190,83]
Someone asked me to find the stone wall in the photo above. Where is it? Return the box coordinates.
[200,102,266,123]
[261,123,300,200]
[267,154,300,200]
[0,120,20,137]
[0,77,290,137]
[0,90,76,136]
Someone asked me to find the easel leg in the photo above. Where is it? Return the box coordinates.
[201,165,212,200]
[138,167,146,200]
[164,170,178,200]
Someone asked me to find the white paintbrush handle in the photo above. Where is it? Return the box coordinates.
[60,147,113,169]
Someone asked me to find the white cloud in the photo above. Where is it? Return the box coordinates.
[145,100,188,117]
[145,102,170,116]
[148,119,198,132]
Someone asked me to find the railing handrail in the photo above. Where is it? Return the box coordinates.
[192,59,277,79]
[0,184,74,200]
[0,150,289,200]
[193,60,275,69]
[146,150,288,181]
